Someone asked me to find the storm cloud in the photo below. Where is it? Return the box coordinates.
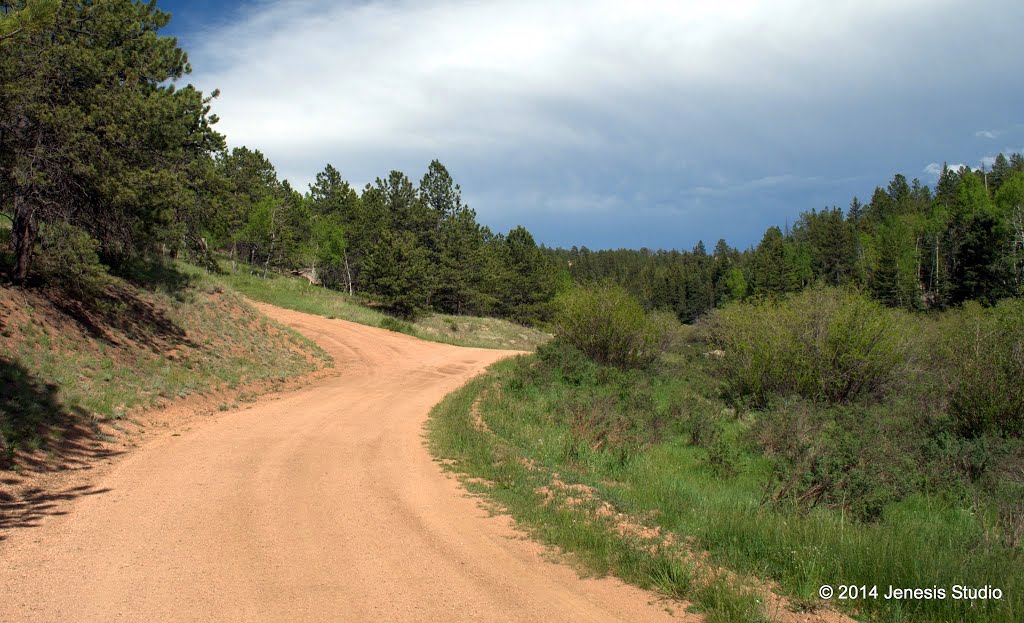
[181,0,1024,249]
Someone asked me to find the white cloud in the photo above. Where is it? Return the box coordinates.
[924,162,968,177]
[981,148,1024,169]
[187,0,956,190]
[926,146,1023,178]
[174,0,1024,249]
[976,130,997,139]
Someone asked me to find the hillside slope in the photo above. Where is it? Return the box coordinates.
[0,264,332,469]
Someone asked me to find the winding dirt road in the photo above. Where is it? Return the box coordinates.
[1,304,688,622]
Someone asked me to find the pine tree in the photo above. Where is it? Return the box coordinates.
[494,226,557,322]
[436,208,488,315]
[214,147,279,267]
[794,207,857,286]
[887,174,912,215]
[989,153,1011,194]
[751,226,788,295]
[308,164,359,221]
[306,164,358,291]
[954,211,1012,304]
[869,219,918,309]
[1010,153,1024,174]
[847,197,864,227]
[419,160,462,222]
[361,230,432,320]
[1,0,222,282]
[866,186,894,223]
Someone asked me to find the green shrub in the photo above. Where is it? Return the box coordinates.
[34,221,111,297]
[938,300,1024,438]
[536,341,599,386]
[705,433,742,479]
[379,316,416,335]
[552,283,676,369]
[700,286,912,407]
[671,399,722,448]
[979,441,1024,552]
[752,398,921,521]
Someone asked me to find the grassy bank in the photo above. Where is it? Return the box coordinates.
[0,262,332,465]
[213,264,550,351]
[429,357,771,623]
[428,338,1022,623]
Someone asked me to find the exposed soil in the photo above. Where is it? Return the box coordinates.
[0,303,693,622]
[530,469,853,623]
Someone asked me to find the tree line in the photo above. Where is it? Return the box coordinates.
[552,157,1024,321]
[0,0,558,321]
[4,1,1021,326]
[207,150,559,321]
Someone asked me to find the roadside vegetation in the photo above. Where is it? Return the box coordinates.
[212,265,550,351]
[430,283,1023,623]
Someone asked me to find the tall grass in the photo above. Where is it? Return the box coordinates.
[429,370,770,623]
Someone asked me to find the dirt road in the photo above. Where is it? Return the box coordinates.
[1,304,688,622]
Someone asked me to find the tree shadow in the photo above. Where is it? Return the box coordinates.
[48,287,195,352]
[113,257,200,294]
[1,359,123,538]
[44,268,199,353]
[0,484,112,540]
[1,357,127,464]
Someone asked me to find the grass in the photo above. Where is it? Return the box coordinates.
[427,345,1023,623]
[428,365,770,623]
[0,261,332,463]
[211,262,550,351]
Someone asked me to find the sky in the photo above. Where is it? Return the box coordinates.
[159,0,1024,251]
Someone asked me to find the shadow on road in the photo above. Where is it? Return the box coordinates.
[1,358,122,540]
[0,483,112,540]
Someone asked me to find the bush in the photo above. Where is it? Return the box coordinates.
[552,283,676,369]
[34,221,111,297]
[937,300,1024,438]
[673,400,722,449]
[700,286,912,407]
[536,341,599,387]
[379,316,416,335]
[752,398,921,522]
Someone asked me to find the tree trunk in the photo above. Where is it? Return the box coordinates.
[915,235,926,306]
[264,203,278,279]
[264,232,274,279]
[1012,206,1024,293]
[11,193,37,285]
[344,251,354,296]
